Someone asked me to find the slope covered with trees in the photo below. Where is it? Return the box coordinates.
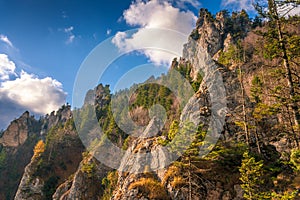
[0,1,300,199]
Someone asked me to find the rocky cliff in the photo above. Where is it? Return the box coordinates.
[0,111,39,147]
[14,105,84,200]
[0,111,41,200]
[1,7,299,200]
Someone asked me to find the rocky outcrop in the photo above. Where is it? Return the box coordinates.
[189,9,251,60]
[0,111,40,147]
[53,154,109,200]
[4,7,297,200]
[0,111,41,200]
[14,105,84,200]
[108,9,254,200]
[84,84,111,107]
[14,157,44,200]
[40,105,72,136]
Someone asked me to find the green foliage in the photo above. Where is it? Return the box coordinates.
[42,176,59,200]
[172,60,203,92]
[271,190,297,200]
[253,103,280,120]
[0,148,7,169]
[290,148,300,171]
[122,136,130,150]
[251,76,263,103]
[64,118,76,130]
[218,45,239,66]
[81,163,96,178]
[81,156,96,178]
[169,121,198,155]
[130,83,174,112]
[34,157,53,177]
[206,142,247,171]
[239,151,264,200]
[101,171,118,200]
[252,15,263,28]
[45,124,63,148]
[168,120,179,140]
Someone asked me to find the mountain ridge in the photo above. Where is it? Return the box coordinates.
[0,7,299,200]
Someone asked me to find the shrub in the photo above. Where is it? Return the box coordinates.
[129,178,169,199]
[290,148,300,172]
[42,176,59,199]
[33,140,45,158]
[101,171,118,200]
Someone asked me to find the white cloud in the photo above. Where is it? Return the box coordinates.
[0,34,13,48]
[0,54,17,80]
[66,35,75,44]
[112,0,197,66]
[64,26,76,44]
[106,29,112,35]
[0,55,67,129]
[221,0,255,12]
[0,70,66,114]
[173,0,201,9]
[64,26,74,33]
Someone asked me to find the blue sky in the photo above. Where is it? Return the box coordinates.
[0,0,257,129]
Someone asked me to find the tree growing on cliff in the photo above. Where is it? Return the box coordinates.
[254,0,300,146]
[239,151,264,200]
[33,140,45,159]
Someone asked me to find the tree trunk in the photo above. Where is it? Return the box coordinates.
[239,65,250,146]
[254,122,262,154]
[188,156,192,200]
[271,0,300,133]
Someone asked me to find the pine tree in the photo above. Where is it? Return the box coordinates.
[239,151,264,200]
[170,122,207,200]
[254,0,300,147]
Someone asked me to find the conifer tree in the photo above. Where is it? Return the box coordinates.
[254,0,300,146]
[239,151,264,200]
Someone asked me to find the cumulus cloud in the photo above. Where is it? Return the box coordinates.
[112,0,197,66]
[221,0,255,12]
[0,55,66,129]
[0,34,13,48]
[0,54,17,80]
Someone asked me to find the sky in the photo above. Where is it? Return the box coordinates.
[0,0,272,129]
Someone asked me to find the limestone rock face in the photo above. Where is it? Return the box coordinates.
[40,105,72,135]
[13,104,84,200]
[187,9,251,62]
[84,84,111,107]
[5,7,296,200]
[0,111,37,147]
[14,157,44,200]
[53,155,110,200]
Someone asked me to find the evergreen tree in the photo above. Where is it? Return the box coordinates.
[239,151,264,200]
[255,0,300,141]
